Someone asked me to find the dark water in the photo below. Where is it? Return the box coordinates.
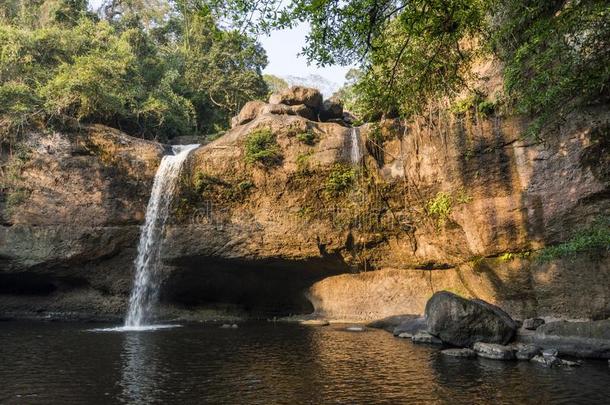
[0,322,609,404]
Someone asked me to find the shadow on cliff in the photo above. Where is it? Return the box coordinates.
[160,254,350,317]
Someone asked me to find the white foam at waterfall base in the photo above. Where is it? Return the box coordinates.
[350,127,361,164]
[122,144,199,329]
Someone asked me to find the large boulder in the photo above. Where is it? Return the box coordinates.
[320,97,343,121]
[231,100,267,128]
[425,291,518,347]
[269,86,323,110]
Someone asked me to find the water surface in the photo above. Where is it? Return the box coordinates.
[0,322,608,404]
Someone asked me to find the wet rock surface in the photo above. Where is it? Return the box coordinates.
[441,348,477,358]
[473,342,516,360]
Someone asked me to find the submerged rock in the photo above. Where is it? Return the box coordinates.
[346,326,366,332]
[531,354,562,368]
[441,348,476,358]
[473,342,516,360]
[425,291,518,347]
[412,331,443,345]
[368,314,421,333]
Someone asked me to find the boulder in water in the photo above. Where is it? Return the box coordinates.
[269,86,323,110]
[425,291,517,347]
[368,314,420,333]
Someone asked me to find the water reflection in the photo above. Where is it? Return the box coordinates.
[119,332,164,404]
[1,322,609,404]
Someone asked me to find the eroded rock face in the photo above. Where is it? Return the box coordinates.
[425,291,517,347]
[1,92,609,322]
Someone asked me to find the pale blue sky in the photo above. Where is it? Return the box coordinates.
[88,1,350,85]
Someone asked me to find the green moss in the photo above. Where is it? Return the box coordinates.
[536,218,610,262]
[324,163,356,197]
[498,251,531,262]
[455,187,473,204]
[427,191,452,226]
[296,130,317,145]
[296,151,313,174]
[244,128,282,166]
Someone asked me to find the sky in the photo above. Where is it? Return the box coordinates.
[88,1,350,86]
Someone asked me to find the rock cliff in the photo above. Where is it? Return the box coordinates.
[0,88,608,322]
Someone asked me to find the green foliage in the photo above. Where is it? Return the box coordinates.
[489,1,610,137]
[427,191,453,226]
[455,187,473,204]
[0,1,268,144]
[537,218,610,262]
[296,130,316,145]
[295,151,312,174]
[263,74,288,94]
[324,163,356,197]
[498,251,531,262]
[244,128,282,166]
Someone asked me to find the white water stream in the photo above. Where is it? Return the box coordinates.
[350,127,361,164]
[122,144,199,329]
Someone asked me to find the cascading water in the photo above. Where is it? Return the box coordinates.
[350,127,361,164]
[123,144,199,329]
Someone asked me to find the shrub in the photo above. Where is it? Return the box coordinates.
[427,192,452,226]
[324,163,356,197]
[296,151,313,174]
[296,130,316,145]
[244,128,282,166]
[537,218,610,262]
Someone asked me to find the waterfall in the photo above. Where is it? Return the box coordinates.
[124,144,199,328]
[350,127,361,164]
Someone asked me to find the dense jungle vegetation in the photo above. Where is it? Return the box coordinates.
[1,0,608,145]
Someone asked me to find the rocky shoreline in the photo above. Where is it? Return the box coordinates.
[363,291,610,366]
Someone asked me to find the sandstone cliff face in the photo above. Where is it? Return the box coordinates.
[0,98,608,321]
[0,125,164,319]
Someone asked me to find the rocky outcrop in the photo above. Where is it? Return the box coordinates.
[269,86,323,110]
[519,320,610,358]
[425,291,517,346]
[1,84,609,323]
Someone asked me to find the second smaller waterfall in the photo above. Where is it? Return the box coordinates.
[350,127,361,164]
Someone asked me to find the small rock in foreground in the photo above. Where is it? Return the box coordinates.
[530,354,581,368]
[441,348,476,358]
[412,332,443,345]
[473,342,516,360]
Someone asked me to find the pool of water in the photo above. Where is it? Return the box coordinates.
[0,321,608,404]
